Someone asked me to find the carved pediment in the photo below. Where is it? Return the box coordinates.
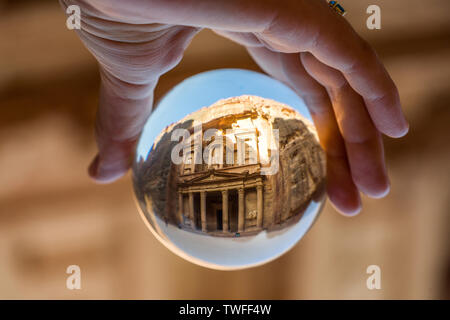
[182,169,250,185]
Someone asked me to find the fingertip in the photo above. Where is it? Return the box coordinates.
[353,170,391,199]
[335,204,362,217]
[327,182,362,217]
[399,119,410,137]
[330,194,362,217]
[373,102,409,138]
[397,123,410,138]
[87,154,129,184]
[89,172,125,184]
[383,121,409,138]
[364,179,390,199]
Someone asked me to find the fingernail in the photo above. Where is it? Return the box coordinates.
[368,178,391,199]
[341,204,362,217]
[395,117,410,138]
[401,121,410,137]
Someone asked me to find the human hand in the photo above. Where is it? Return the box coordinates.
[60,0,409,215]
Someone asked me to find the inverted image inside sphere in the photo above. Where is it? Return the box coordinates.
[133,95,326,239]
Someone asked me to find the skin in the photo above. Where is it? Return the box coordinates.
[60,0,409,216]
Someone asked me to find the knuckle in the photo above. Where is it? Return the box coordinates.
[101,69,155,100]
[369,84,400,107]
[344,39,376,75]
[302,92,330,114]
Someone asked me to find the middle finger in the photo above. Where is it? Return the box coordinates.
[301,52,389,198]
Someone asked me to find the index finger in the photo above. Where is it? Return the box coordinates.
[293,0,409,137]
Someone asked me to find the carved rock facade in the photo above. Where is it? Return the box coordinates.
[134,96,326,237]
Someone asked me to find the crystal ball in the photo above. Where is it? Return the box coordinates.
[132,69,326,270]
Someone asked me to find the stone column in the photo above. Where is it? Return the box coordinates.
[188,192,194,226]
[256,185,263,228]
[200,191,207,232]
[178,192,183,224]
[221,190,229,232]
[238,188,245,233]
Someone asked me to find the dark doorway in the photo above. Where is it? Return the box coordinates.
[193,192,200,229]
[216,209,223,230]
[206,191,222,231]
[228,189,239,232]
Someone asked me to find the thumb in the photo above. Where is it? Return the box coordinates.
[88,67,156,183]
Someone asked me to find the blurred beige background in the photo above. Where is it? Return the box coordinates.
[0,0,449,299]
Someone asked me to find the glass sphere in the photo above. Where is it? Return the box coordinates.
[132,69,326,270]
